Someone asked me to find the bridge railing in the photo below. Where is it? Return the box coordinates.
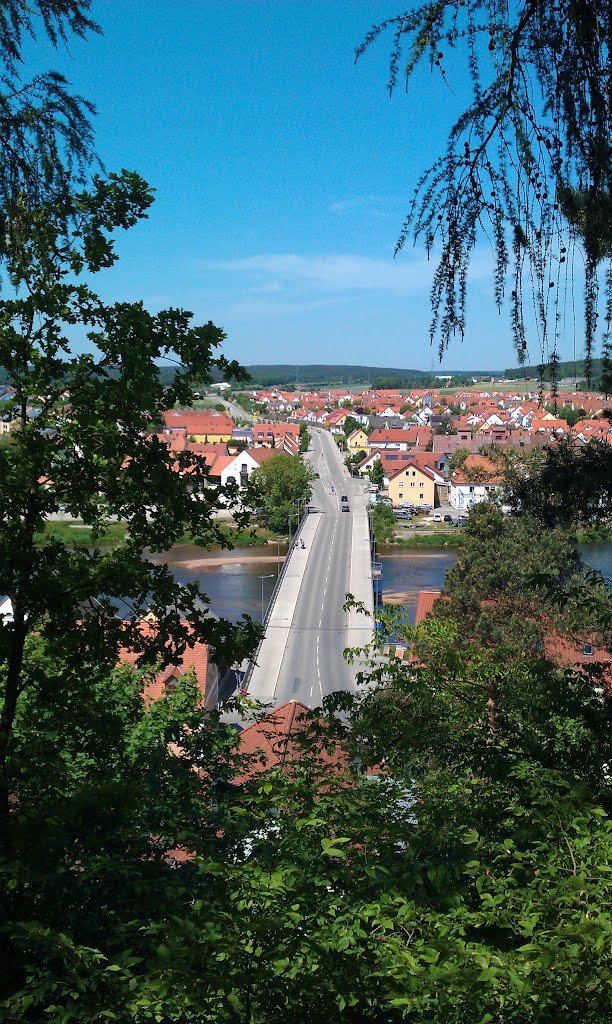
[240,509,307,692]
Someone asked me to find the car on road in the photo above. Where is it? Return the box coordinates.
[314,472,320,478]
[340,494,348,502]
[341,503,350,512]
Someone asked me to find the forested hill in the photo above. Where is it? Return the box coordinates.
[504,357,604,382]
[189,363,501,388]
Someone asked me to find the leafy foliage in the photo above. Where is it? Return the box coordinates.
[370,502,396,544]
[247,454,313,534]
[0,5,257,830]
[502,438,612,528]
[368,458,385,487]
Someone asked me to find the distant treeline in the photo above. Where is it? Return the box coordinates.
[233,364,500,388]
[504,357,603,382]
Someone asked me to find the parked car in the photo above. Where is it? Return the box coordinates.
[397,502,414,510]
[432,513,443,522]
[443,514,453,522]
[417,503,433,511]
[379,498,392,506]
[393,510,413,519]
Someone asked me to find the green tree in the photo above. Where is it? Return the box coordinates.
[368,458,385,488]
[435,502,610,655]
[0,1,101,267]
[247,454,313,534]
[448,447,472,472]
[299,424,309,452]
[345,448,368,475]
[345,618,612,1023]
[503,438,612,528]
[1,638,249,1021]
[357,3,612,381]
[0,6,258,832]
[342,415,361,438]
[371,502,396,544]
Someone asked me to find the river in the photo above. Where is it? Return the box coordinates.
[149,541,612,625]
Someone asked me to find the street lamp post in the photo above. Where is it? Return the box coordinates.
[259,573,275,624]
[288,512,299,547]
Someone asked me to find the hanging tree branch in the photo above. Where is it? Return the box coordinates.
[357,1,612,383]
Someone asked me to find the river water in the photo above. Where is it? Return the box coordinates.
[149,542,612,625]
[148,545,282,623]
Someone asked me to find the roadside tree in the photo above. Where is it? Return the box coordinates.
[345,448,368,475]
[342,414,361,438]
[247,454,313,534]
[368,458,385,488]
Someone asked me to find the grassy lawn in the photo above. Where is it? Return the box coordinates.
[381,529,465,551]
[190,398,227,410]
[36,520,284,550]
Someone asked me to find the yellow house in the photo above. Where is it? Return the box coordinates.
[388,462,436,508]
[346,427,370,455]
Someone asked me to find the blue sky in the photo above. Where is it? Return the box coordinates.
[24,2,583,373]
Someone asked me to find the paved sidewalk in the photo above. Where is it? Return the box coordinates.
[247,493,374,705]
[246,512,322,704]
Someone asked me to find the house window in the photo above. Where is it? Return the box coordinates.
[410,482,415,487]
[583,644,594,657]
[165,674,180,697]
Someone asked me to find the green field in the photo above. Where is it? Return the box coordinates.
[36,520,283,550]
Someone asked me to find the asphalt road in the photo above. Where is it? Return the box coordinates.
[248,427,372,707]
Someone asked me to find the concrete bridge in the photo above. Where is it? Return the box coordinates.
[245,428,374,707]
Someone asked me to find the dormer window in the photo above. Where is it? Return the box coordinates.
[583,644,594,657]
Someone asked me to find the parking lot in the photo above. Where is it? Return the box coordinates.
[370,494,468,532]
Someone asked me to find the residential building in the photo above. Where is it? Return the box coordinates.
[448,455,503,510]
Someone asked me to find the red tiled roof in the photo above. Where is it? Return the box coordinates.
[415,590,442,624]
[118,620,210,706]
[236,701,350,782]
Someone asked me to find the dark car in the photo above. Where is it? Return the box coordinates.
[341,503,350,512]
[340,494,348,502]
[314,472,320,478]
[443,514,453,522]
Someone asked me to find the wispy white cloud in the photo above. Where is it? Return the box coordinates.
[329,194,388,217]
[206,252,431,296]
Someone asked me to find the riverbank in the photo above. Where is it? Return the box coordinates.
[36,521,284,551]
[380,531,465,552]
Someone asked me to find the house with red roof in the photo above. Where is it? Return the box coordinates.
[234,700,352,784]
[448,455,504,511]
[387,457,440,508]
[117,617,219,709]
[162,409,233,442]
